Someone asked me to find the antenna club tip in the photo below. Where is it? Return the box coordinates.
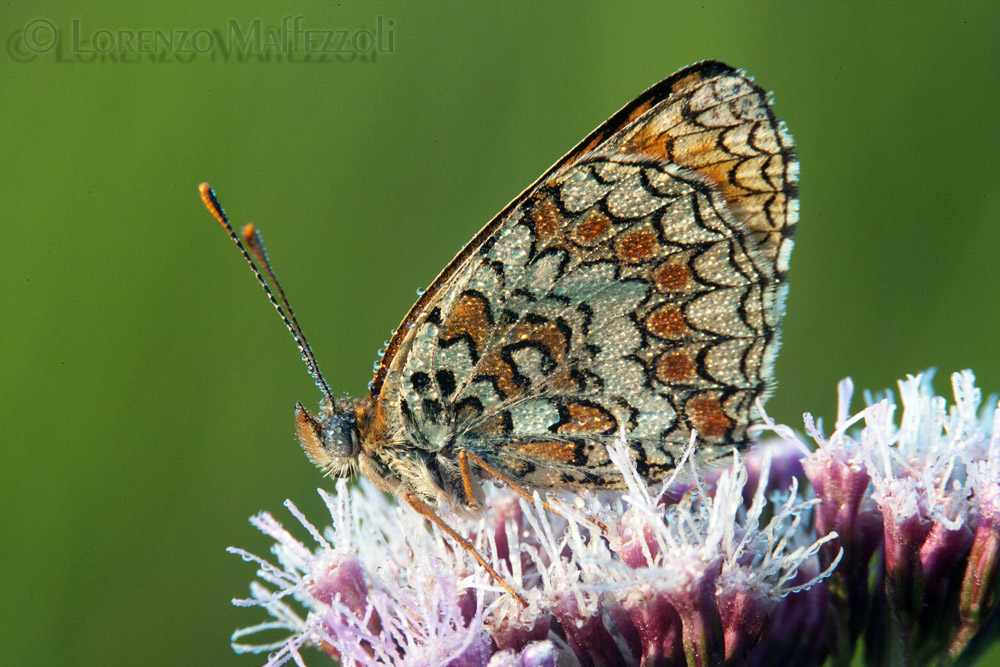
[242,223,258,242]
[199,182,229,227]
[198,183,215,206]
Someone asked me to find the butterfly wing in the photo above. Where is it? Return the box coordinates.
[374,61,797,491]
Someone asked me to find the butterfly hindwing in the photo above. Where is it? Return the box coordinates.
[375,61,797,492]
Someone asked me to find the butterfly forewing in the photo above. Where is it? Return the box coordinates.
[373,60,797,499]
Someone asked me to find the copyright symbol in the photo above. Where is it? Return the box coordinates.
[7,18,57,61]
[24,18,57,52]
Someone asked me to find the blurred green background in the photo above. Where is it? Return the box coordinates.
[3,2,1000,665]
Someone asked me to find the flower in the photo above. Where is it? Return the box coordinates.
[229,371,1000,666]
[795,371,1000,666]
[230,443,835,665]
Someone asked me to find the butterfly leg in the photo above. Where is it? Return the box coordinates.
[402,492,527,607]
[458,449,481,512]
[460,450,607,533]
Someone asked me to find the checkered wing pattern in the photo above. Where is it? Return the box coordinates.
[376,61,797,490]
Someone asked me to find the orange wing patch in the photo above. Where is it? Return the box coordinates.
[670,70,704,93]
[441,291,492,356]
[516,440,577,464]
[687,395,732,439]
[528,196,563,240]
[652,261,691,292]
[473,317,571,400]
[616,229,658,263]
[476,351,522,398]
[513,318,570,364]
[573,212,612,246]
[656,351,694,384]
[556,402,617,435]
[645,306,688,339]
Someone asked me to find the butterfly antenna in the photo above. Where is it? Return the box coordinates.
[199,183,335,405]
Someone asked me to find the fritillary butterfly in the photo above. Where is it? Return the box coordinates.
[202,60,798,604]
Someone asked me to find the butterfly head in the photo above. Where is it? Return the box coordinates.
[295,401,360,478]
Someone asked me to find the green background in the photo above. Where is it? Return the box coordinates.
[3,2,1000,665]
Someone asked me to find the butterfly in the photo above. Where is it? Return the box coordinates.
[201,60,798,605]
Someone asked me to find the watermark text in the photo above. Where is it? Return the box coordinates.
[6,16,395,63]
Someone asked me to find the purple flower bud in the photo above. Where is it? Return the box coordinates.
[745,565,831,667]
[616,522,661,569]
[621,590,684,664]
[485,640,561,667]
[879,481,936,621]
[309,555,382,652]
[952,410,1000,656]
[954,506,1000,653]
[717,574,776,662]
[919,519,976,633]
[552,595,629,666]
[514,640,561,667]
[488,613,549,655]
[665,558,725,667]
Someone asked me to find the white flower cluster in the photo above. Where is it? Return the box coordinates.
[230,428,838,666]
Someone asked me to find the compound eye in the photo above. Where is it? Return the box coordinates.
[324,416,358,458]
